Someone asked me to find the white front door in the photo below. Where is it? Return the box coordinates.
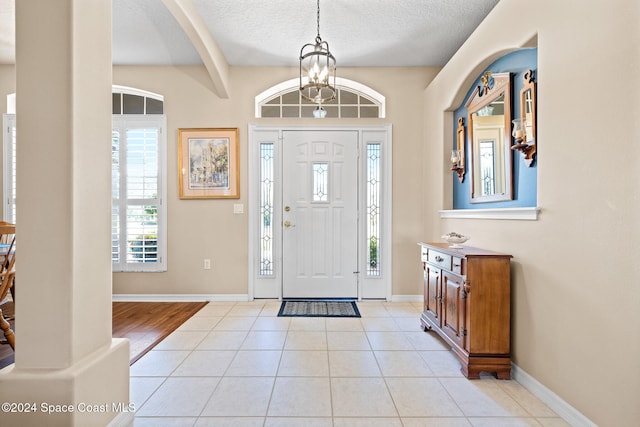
[282,130,358,298]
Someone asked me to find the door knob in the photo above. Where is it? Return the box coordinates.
[284,220,295,228]
[284,206,291,212]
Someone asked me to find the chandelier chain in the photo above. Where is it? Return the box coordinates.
[316,0,321,40]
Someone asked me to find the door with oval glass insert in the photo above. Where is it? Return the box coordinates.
[282,130,358,298]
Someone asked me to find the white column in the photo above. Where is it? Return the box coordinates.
[0,1,130,426]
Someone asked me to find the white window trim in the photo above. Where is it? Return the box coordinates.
[112,115,167,272]
[439,207,540,220]
[254,77,386,118]
[112,85,164,102]
[2,114,16,222]
[6,93,16,114]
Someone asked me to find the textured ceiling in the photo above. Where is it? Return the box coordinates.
[1,0,500,67]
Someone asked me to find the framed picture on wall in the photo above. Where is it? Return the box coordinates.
[178,128,240,199]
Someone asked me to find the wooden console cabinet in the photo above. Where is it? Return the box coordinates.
[419,242,512,379]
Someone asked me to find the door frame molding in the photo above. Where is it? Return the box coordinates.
[248,124,393,301]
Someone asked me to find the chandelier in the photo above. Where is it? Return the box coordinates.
[299,0,336,105]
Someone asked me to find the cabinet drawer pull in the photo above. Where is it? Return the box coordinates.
[435,256,444,262]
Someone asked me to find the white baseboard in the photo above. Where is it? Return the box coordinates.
[511,363,597,427]
[112,294,250,302]
[113,294,423,303]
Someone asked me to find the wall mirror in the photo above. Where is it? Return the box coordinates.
[466,72,513,203]
[512,69,537,166]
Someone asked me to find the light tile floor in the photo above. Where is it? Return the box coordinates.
[131,300,571,427]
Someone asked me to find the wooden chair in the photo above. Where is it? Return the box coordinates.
[0,223,16,350]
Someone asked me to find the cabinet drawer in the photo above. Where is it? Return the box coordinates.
[452,257,465,275]
[428,250,452,270]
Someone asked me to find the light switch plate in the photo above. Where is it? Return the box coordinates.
[233,204,244,214]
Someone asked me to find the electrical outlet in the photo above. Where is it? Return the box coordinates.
[204,259,211,270]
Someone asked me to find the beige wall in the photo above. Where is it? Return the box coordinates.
[3,0,637,423]
[0,65,438,298]
[423,0,639,425]
[110,65,439,296]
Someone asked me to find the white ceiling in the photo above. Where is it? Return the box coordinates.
[1,0,500,67]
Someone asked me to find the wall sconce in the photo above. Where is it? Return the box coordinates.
[512,118,526,142]
[451,149,463,173]
[451,117,465,182]
[511,119,535,166]
[511,70,537,166]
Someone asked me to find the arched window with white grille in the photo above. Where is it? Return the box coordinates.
[255,78,385,119]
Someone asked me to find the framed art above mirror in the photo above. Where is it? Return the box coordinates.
[466,72,513,203]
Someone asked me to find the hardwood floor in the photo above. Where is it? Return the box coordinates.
[113,301,207,364]
[0,301,207,370]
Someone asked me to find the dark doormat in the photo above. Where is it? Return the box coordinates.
[278,300,361,318]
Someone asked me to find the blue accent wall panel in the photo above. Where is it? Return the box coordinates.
[453,48,537,209]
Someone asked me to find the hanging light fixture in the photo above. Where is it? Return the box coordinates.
[299,0,336,106]
[313,105,327,118]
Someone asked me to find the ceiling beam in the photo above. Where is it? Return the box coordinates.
[161,0,230,98]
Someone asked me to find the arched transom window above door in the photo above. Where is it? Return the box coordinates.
[112,85,164,115]
[255,77,386,119]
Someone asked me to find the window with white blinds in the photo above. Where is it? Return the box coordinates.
[2,114,16,223]
[3,89,167,272]
[112,115,167,272]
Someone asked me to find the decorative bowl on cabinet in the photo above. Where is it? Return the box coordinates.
[441,232,469,248]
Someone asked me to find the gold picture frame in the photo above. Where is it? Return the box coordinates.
[178,128,239,199]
